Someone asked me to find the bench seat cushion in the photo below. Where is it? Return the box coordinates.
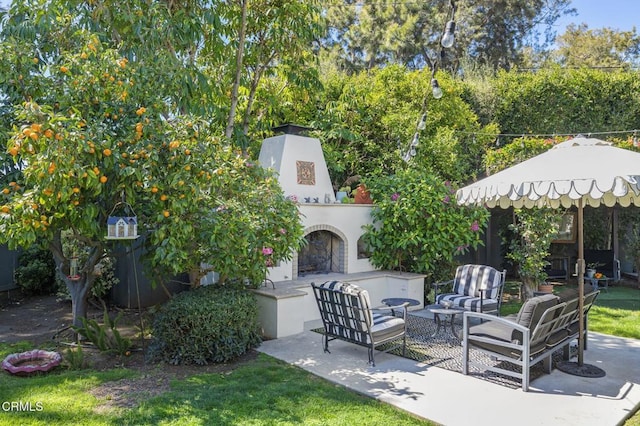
[468,320,547,359]
[515,294,560,329]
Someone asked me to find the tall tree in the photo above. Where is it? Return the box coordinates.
[322,0,450,73]
[457,0,573,71]
[554,24,640,69]
[57,0,322,148]
[321,0,575,73]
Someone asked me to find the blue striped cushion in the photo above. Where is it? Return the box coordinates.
[368,313,405,344]
[452,265,502,299]
[436,293,498,312]
[316,281,373,327]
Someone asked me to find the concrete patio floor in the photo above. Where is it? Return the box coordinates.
[257,311,640,426]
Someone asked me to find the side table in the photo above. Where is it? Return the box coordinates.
[427,305,465,340]
[381,298,421,316]
[587,276,611,292]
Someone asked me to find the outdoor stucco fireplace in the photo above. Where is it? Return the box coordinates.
[258,130,376,281]
[254,129,426,339]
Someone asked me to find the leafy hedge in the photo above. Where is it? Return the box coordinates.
[147,286,262,365]
[14,245,57,295]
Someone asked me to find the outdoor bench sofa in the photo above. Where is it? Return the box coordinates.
[461,285,599,391]
[311,280,408,366]
[434,264,507,315]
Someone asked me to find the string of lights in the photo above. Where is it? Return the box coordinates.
[456,129,640,139]
[401,0,456,162]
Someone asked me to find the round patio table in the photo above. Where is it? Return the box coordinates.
[381,298,420,316]
[428,306,465,340]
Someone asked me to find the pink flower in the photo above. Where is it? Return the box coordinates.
[470,221,480,232]
[262,247,273,256]
[442,195,450,204]
[391,193,399,201]
[279,228,287,234]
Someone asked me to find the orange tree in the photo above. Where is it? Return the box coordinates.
[0,13,303,328]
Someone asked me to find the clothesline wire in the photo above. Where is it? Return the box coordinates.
[456,129,640,139]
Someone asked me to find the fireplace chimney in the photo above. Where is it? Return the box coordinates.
[271,123,313,136]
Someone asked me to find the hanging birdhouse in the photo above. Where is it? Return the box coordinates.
[105,200,139,240]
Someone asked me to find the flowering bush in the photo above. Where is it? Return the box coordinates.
[362,169,489,277]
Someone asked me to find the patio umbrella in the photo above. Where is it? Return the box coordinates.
[456,136,640,376]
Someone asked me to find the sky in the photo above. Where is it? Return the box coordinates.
[554,0,639,32]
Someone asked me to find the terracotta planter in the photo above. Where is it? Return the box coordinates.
[538,283,554,294]
[354,185,373,204]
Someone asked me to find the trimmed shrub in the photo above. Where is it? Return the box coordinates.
[14,245,57,296]
[147,286,262,365]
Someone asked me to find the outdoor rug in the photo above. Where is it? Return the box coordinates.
[312,313,574,389]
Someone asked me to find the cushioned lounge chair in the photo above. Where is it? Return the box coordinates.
[311,281,408,366]
[434,264,506,315]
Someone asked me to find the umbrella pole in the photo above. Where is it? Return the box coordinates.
[556,200,605,378]
[577,202,585,366]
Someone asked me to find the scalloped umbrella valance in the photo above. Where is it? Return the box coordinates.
[456,137,640,375]
[457,138,640,209]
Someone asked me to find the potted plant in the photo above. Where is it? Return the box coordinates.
[354,184,373,204]
[586,261,604,278]
[506,208,563,300]
[336,186,351,202]
[538,282,554,294]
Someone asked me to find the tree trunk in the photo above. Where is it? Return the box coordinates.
[225,0,248,140]
[49,231,102,333]
[520,276,537,301]
[67,279,90,330]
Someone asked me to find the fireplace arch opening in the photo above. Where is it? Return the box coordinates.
[296,227,347,277]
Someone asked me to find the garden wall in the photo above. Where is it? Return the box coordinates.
[0,244,19,292]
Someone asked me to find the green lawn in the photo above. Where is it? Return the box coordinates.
[0,344,431,426]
